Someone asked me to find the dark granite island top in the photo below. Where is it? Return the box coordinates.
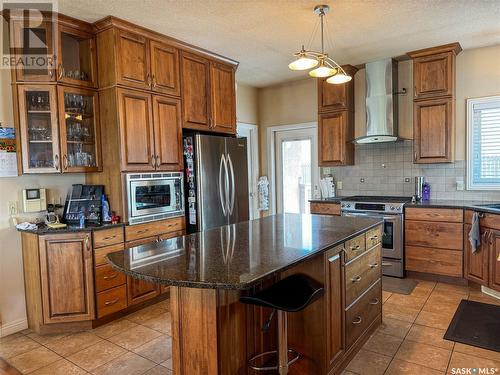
[106,213,381,290]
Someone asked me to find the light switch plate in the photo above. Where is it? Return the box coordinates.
[337,181,342,190]
[456,179,465,191]
[8,201,18,216]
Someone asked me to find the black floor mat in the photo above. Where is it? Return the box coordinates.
[444,299,500,352]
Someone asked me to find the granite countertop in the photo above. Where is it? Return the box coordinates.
[309,197,344,203]
[106,213,382,290]
[406,200,500,214]
[17,222,125,235]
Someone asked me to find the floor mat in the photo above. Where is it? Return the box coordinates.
[444,299,500,352]
[382,276,417,295]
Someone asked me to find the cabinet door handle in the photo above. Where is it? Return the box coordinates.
[155,155,160,168]
[328,254,340,263]
[152,75,157,88]
[49,69,54,78]
[351,275,362,283]
[147,74,152,88]
[369,262,379,269]
[136,229,148,234]
[414,86,417,98]
[85,236,90,252]
[104,298,119,306]
[369,298,380,305]
[103,273,118,280]
[414,152,417,162]
[103,235,117,241]
[352,316,363,325]
[58,64,63,80]
[54,154,59,171]
[63,155,68,170]
[151,155,155,168]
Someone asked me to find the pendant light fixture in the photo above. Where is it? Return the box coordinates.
[289,5,351,84]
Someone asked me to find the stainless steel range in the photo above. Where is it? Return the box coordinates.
[340,196,412,278]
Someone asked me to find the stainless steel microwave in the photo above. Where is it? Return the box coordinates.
[126,172,184,225]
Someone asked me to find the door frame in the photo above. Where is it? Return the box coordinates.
[267,122,318,215]
[236,122,259,220]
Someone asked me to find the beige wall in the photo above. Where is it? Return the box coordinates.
[236,83,259,125]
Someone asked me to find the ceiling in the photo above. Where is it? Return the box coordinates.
[57,0,500,87]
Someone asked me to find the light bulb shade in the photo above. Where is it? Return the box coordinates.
[326,73,352,84]
[309,64,337,78]
[288,56,318,70]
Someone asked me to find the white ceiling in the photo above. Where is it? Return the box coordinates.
[57,0,500,87]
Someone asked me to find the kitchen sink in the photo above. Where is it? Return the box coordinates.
[475,203,500,211]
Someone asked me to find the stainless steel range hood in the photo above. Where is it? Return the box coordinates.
[355,59,400,144]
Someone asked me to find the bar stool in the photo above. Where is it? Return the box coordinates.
[240,274,324,375]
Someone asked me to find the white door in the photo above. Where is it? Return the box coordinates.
[237,123,259,220]
[275,127,319,214]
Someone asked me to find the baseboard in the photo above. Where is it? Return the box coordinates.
[0,318,28,337]
[481,286,500,300]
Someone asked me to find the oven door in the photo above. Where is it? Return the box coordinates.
[342,212,403,259]
[130,179,175,218]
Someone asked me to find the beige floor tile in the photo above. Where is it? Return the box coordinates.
[92,319,139,339]
[141,312,171,335]
[468,293,500,306]
[415,310,455,330]
[0,335,41,359]
[19,329,33,335]
[144,365,172,375]
[385,358,444,375]
[27,332,70,346]
[382,291,392,304]
[66,340,126,371]
[414,280,437,290]
[362,331,403,356]
[345,349,391,375]
[395,340,451,372]
[447,352,500,374]
[108,325,162,350]
[383,302,421,323]
[28,359,86,375]
[409,286,433,299]
[434,283,469,297]
[0,333,24,343]
[133,335,172,364]
[385,294,427,309]
[8,347,61,374]
[422,298,461,315]
[377,317,412,338]
[453,342,500,362]
[45,331,102,357]
[156,299,170,311]
[126,305,166,324]
[429,289,467,301]
[160,357,172,370]
[341,371,359,375]
[91,351,155,375]
[405,324,454,350]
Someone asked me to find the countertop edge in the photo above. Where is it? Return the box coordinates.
[17,223,125,235]
[105,220,383,291]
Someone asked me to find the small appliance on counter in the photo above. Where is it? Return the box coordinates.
[22,188,47,212]
[63,184,104,226]
[414,176,425,201]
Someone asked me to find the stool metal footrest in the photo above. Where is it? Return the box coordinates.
[248,349,300,372]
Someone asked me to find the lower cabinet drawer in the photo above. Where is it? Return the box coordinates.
[95,264,126,292]
[125,217,185,242]
[346,279,381,348]
[345,234,367,262]
[345,244,381,307]
[405,246,463,277]
[405,220,463,250]
[97,285,127,318]
[94,243,124,267]
[310,202,341,215]
[366,225,383,249]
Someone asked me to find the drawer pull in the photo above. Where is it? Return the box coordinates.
[381,262,392,267]
[350,245,361,251]
[369,262,379,269]
[104,298,119,306]
[102,235,117,241]
[369,235,378,240]
[103,273,119,280]
[136,229,149,234]
[328,254,340,263]
[352,316,363,325]
[369,298,380,305]
[351,275,362,283]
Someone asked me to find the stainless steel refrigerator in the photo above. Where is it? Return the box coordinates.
[184,134,249,232]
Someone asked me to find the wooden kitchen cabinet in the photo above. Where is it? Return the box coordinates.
[464,224,489,286]
[325,248,344,368]
[489,230,500,291]
[310,202,341,216]
[210,62,236,133]
[38,232,95,323]
[413,97,454,163]
[115,29,151,90]
[127,278,161,306]
[318,65,357,113]
[318,111,354,166]
[150,40,180,96]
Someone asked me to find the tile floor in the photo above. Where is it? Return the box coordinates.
[0,299,172,375]
[1,281,499,375]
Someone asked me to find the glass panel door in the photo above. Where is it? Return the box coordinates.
[18,85,60,173]
[275,126,319,214]
[58,87,101,172]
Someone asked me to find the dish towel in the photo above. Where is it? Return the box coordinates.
[469,212,481,253]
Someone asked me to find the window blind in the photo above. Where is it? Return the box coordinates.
[470,98,500,189]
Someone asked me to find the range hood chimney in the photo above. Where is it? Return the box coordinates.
[355,59,400,144]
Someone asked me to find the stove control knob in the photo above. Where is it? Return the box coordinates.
[390,206,396,211]
[347,204,351,208]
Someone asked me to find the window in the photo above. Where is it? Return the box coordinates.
[467,96,500,190]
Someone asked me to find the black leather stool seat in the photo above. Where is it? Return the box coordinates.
[240,274,324,312]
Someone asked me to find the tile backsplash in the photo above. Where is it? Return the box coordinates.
[322,141,500,201]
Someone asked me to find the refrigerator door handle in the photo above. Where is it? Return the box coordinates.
[227,153,235,215]
[219,154,228,216]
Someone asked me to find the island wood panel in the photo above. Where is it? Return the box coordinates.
[405,246,463,277]
[405,220,463,250]
[150,40,180,96]
[489,230,500,291]
[345,245,381,307]
[405,207,463,223]
[310,202,341,216]
[464,224,489,285]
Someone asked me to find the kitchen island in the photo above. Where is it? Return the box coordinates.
[107,214,383,375]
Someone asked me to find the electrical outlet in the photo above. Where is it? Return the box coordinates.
[456,180,465,191]
[8,201,18,216]
[337,181,342,190]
